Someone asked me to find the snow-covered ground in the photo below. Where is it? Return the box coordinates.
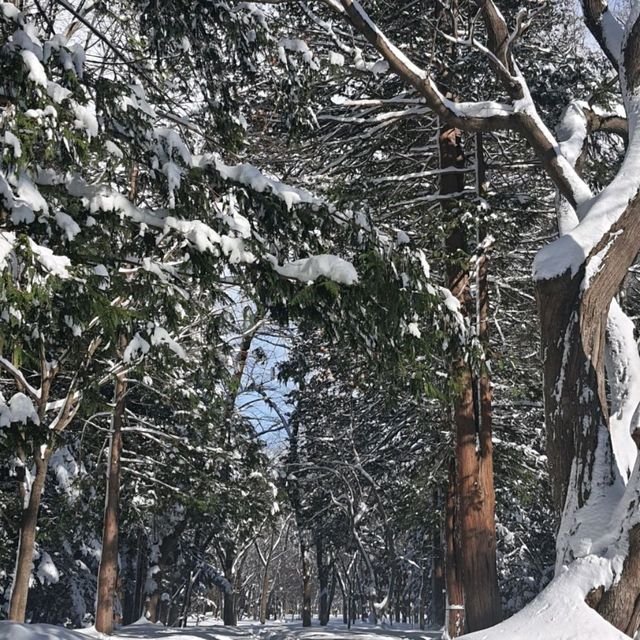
[0,618,441,640]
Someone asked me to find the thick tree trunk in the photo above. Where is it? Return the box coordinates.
[223,587,236,626]
[95,365,127,635]
[441,125,501,633]
[537,266,640,635]
[441,124,467,639]
[8,450,50,621]
[464,146,503,629]
[445,459,465,637]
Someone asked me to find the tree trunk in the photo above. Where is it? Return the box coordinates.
[445,458,465,638]
[430,490,446,627]
[259,538,273,624]
[133,529,147,623]
[223,546,237,626]
[95,364,127,635]
[537,265,640,634]
[460,134,502,629]
[301,534,312,627]
[316,537,331,625]
[419,562,428,630]
[8,450,50,621]
[223,587,236,626]
[146,521,186,624]
[441,124,501,633]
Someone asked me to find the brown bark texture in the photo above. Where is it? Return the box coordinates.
[9,451,50,621]
[430,490,446,627]
[537,190,640,634]
[441,125,502,633]
[445,459,465,638]
[95,365,127,634]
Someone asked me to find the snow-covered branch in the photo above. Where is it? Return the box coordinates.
[582,0,624,70]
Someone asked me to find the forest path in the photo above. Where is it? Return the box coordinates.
[1,618,442,640]
[116,619,441,640]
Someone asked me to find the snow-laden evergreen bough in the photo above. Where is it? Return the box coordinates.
[247,0,640,637]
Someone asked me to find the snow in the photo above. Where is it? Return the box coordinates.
[601,10,624,62]
[268,254,359,285]
[106,140,124,159]
[353,48,389,75]
[28,238,72,278]
[47,80,72,103]
[534,83,640,281]
[0,623,86,640]
[407,322,421,338]
[0,230,16,270]
[4,130,22,158]
[201,155,324,211]
[55,210,82,240]
[0,392,40,427]
[36,551,60,585]
[17,171,49,215]
[460,556,629,640]
[20,49,48,87]
[123,333,151,362]
[556,101,588,171]
[549,97,640,483]
[72,102,98,138]
[0,619,440,640]
[278,38,319,70]
[162,161,182,209]
[150,326,187,360]
[1,2,21,20]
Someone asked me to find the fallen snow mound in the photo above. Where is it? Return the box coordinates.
[460,557,629,640]
[0,622,88,640]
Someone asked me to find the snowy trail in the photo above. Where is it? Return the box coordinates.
[0,619,442,640]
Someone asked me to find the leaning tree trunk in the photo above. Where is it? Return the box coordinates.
[95,361,127,635]
[537,251,640,634]
[8,449,50,621]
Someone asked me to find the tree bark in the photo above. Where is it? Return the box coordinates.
[316,537,331,625]
[8,450,50,621]
[441,125,501,633]
[95,363,127,635]
[223,587,236,626]
[258,534,276,624]
[430,490,446,627]
[223,545,237,626]
[301,533,312,627]
[536,184,640,635]
[460,132,502,630]
[445,459,465,637]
